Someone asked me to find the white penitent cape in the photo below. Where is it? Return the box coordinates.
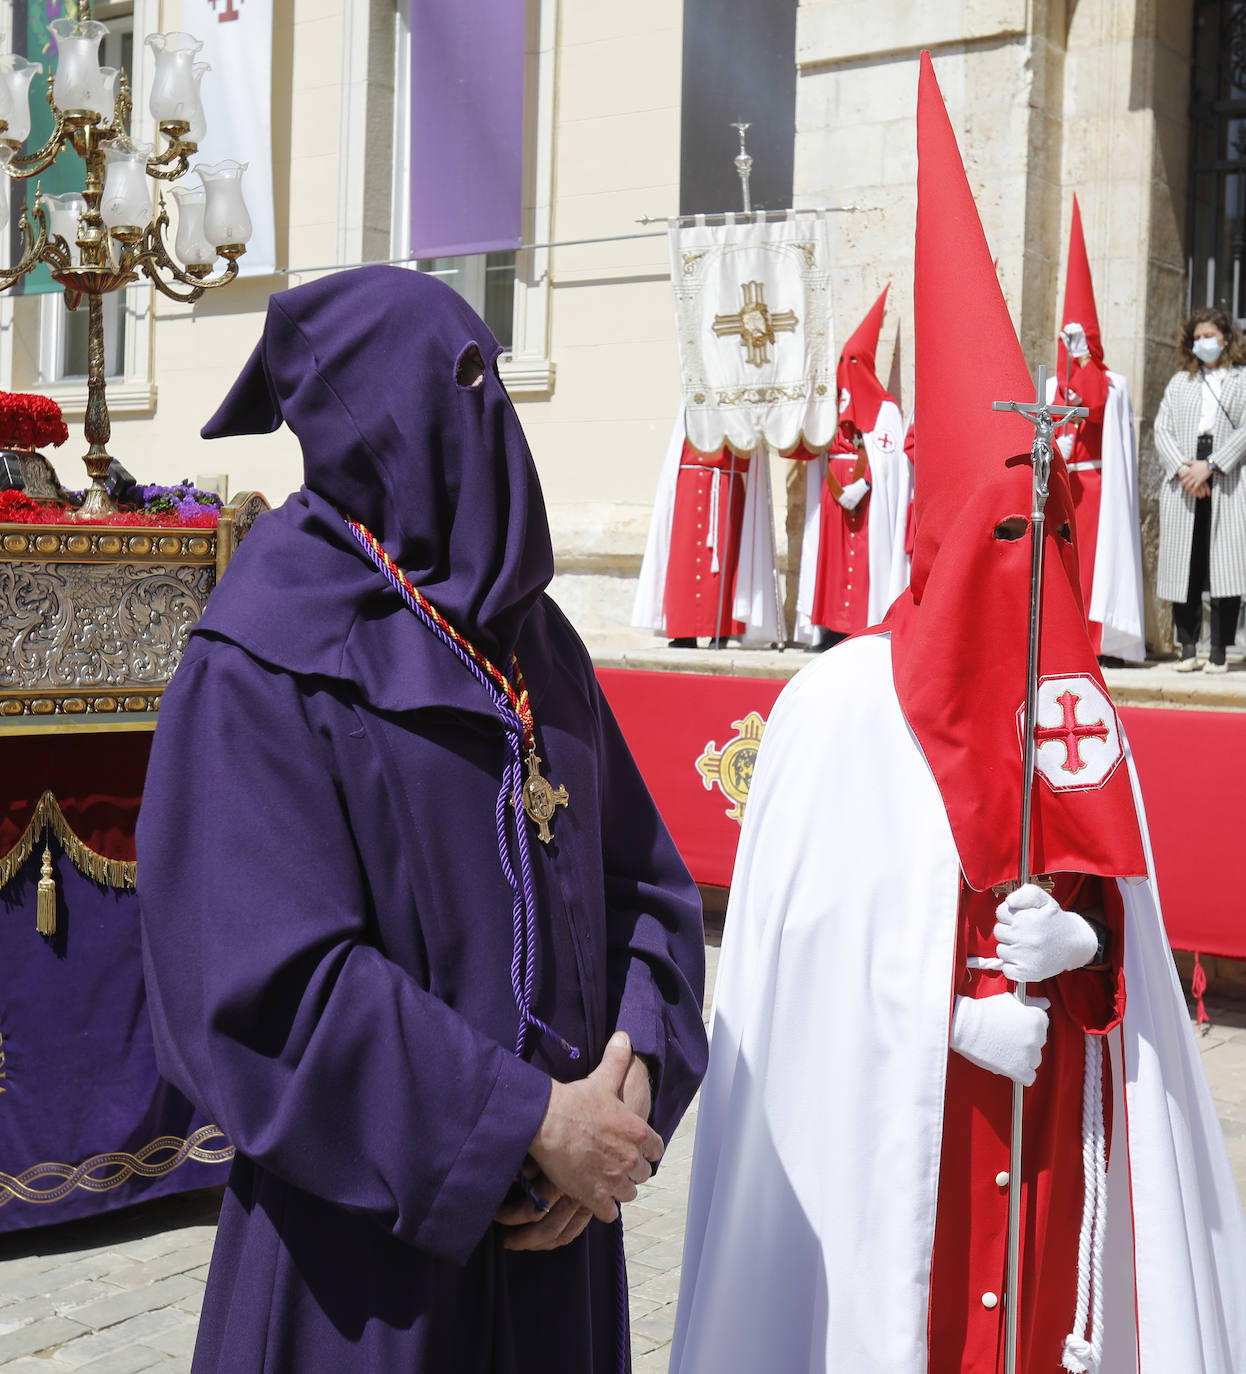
[631,403,686,634]
[731,447,782,646]
[794,400,912,644]
[670,634,1246,1374]
[1047,373,1147,661]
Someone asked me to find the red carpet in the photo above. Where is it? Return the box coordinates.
[598,668,1246,960]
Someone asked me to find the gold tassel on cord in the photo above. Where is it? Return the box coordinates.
[36,844,56,936]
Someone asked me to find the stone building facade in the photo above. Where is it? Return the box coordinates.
[796,0,1204,649]
[0,1,1239,650]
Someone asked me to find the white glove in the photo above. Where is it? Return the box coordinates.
[838,477,869,511]
[1055,432,1075,461]
[950,993,1051,1086]
[1061,321,1088,358]
[993,884,1098,983]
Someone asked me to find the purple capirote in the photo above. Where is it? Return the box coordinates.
[137,267,708,1373]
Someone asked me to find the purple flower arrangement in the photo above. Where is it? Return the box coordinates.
[138,482,224,518]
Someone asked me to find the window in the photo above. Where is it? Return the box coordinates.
[1189,1,1246,317]
[0,0,155,412]
[414,253,517,351]
[390,0,554,393]
[42,13,132,384]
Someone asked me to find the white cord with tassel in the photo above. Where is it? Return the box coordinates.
[1062,1033,1107,1373]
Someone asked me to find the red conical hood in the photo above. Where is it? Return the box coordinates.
[1055,195,1110,420]
[910,57,1034,597]
[869,51,1145,892]
[1060,196,1104,365]
[837,285,893,434]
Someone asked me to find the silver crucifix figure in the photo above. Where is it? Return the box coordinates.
[990,363,1087,1374]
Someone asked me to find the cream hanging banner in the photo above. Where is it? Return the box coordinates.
[669,211,837,456]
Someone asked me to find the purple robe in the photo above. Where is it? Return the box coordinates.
[137,268,707,1373]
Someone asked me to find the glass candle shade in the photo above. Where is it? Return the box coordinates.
[101,142,153,229]
[98,66,119,119]
[40,192,87,264]
[197,160,252,246]
[49,18,109,115]
[146,32,204,124]
[170,183,215,266]
[0,58,40,144]
[186,63,210,145]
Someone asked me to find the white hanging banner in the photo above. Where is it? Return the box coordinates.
[669,211,836,456]
[181,0,276,276]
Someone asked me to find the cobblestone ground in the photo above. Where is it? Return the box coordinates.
[2,945,1244,1374]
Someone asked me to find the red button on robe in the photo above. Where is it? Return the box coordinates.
[663,440,748,639]
[928,874,1124,1374]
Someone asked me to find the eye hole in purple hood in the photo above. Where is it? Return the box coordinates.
[202,265,554,661]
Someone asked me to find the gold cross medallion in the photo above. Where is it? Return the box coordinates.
[521,751,569,844]
[712,281,799,368]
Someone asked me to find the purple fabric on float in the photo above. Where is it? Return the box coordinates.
[0,852,229,1233]
[139,268,707,1372]
[408,0,525,259]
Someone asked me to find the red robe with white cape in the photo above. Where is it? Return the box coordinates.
[670,634,1246,1373]
[632,407,783,644]
[795,400,911,643]
[1045,372,1146,661]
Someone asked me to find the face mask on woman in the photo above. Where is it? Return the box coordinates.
[1193,335,1226,365]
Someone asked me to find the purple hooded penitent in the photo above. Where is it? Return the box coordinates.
[136,267,708,1373]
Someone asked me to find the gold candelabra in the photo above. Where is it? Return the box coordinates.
[0,3,245,517]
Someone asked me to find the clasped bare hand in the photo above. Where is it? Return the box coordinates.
[1179,459,1213,496]
[525,1032,663,1226]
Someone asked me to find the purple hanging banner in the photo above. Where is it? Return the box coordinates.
[409,0,525,260]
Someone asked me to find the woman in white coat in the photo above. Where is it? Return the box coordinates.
[1153,306,1246,671]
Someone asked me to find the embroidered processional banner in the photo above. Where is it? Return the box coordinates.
[669,211,837,456]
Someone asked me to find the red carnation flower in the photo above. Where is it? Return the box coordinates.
[0,392,70,451]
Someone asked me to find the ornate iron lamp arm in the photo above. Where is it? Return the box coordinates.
[4,86,74,178]
[133,197,240,304]
[146,127,197,183]
[0,200,66,292]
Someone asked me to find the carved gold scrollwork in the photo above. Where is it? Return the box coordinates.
[0,562,213,692]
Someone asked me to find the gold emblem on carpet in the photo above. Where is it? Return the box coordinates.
[696,712,767,823]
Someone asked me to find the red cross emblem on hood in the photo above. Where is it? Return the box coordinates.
[1017,674,1124,793]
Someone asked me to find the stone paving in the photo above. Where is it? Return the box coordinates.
[2,941,1244,1373]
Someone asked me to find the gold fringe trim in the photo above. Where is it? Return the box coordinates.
[0,793,138,923]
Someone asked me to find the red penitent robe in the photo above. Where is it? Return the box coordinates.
[663,440,747,639]
[811,434,871,633]
[1060,359,1111,656]
[927,874,1124,1374]
[904,416,917,558]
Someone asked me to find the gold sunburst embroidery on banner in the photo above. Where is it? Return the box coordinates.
[696,712,768,823]
[0,1125,234,1207]
[712,282,798,368]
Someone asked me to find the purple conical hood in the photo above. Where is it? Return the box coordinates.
[204,266,554,661]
